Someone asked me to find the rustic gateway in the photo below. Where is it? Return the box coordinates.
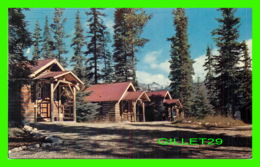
[85,82,150,122]
[9,58,84,123]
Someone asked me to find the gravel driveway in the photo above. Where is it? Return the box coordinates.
[9,121,252,159]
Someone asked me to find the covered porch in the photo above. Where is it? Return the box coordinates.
[33,71,84,122]
[120,91,150,122]
[163,99,183,121]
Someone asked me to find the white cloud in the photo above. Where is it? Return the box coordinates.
[136,71,170,86]
[150,60,170,73]
[143,50,170,73]
[144,50,161,64]
[193,38,252,80]
[245,39,252,58]
[212,48,219,56]
[193,48,219,81]
[26,48,30,54]
[104,19,114,35]
[193,54,207,80]
[237,39,253,67]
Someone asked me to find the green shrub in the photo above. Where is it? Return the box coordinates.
[76,91,100,122]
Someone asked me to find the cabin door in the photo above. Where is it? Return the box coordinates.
[36,83,51,121]
[136,101,143,122]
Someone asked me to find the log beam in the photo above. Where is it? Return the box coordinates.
[133,101,136,122]
[73,86,76,122]
[142,102,145,122]
[50,83,54,122]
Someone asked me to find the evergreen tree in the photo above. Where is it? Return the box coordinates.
[8,8,32,79]
[51,8,69,67]
[113,8,128,82]
[85,8,109,84]
[70,10,86,82]
[42,16,55,59]
[240,41,252,103]
[102,50,114,83]
[238,41,252,122]
[203,46,218,109]
[8,8,32,123]
[101,26,114,83]
[192,77,211,118]
[211,8,242,117]
[113,8,151,86]
[168,8,194,116]
[76,91,100,122]
[32,20,42,61]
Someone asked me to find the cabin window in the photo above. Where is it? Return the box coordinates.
[41,84,50,100]
[36,83,42,100]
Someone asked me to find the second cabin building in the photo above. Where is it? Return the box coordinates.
[84,82,150,122]
[146,90,183,121]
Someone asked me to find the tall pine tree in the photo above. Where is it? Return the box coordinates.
[51,8,69,67]
[42,16,55,59]
[85,8,109,84]
[102,50,114,83]
[70,10,86,82]
[211,8,242,117]
[113,8,151,86]
[168,8,194,116]
[238,41,252,122]
[8,8,32,123]
[113,8,128,82]
[203,46,218,109]
[8,8,32,79]
[100,25,113,83]
[32,20,42,61]
[240,41,252,103]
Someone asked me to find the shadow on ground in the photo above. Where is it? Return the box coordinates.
[20,122,252,159]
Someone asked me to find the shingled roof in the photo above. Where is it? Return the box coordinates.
[34,71,69,79]
[26,58,65,77]
[122,91,150,102]
[146,90,171,98]
[85,82,135,102]
[28,58,56,72]
[163,99,183,108]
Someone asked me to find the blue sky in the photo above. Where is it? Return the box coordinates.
[23,8,252,85]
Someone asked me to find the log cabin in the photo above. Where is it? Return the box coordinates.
[146,90,183,121]
[9,58,84,123]
[84,82,150,122]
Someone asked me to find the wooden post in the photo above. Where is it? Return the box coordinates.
[58,85,61,121]
[50,83,54,122]
[170,106,173,121]
[176,107,179,118]
[35,82,38,122]
[142,101,145,122]
[73,86,76,122]
[133,101,136,122]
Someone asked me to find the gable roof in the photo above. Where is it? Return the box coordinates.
[85,82,135,102]
[34,71,69,79]
[122,91,150,102]
[146,90,172,99]
[163,99,183,108]
[28,58,65,77]
[33,71,84,85]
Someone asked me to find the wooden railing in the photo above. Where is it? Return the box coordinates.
[63,103,73,120]
[121,112,134,122]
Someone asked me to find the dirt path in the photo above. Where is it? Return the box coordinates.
[9,122,252,159]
